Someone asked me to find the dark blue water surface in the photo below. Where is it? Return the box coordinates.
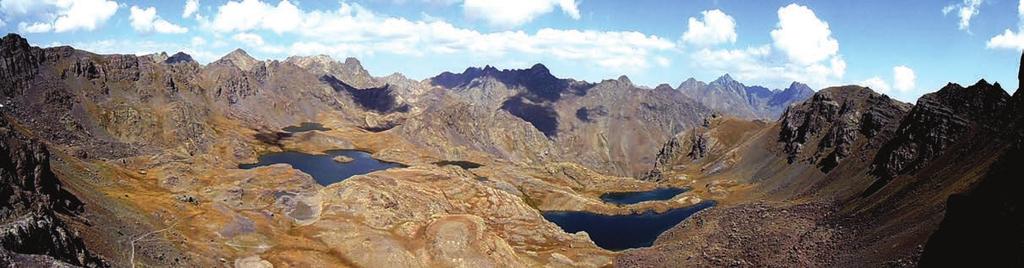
[239,150,404,185]
[600,188,688,205]
[282,122,330,133]
[542,201,715,251]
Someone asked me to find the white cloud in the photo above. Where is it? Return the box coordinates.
[984,0,1024,51]
[1019,0,1024,19]
[130,6,189,34]
[893,65,916,92]
[208,0,303,34]
[988,29,1024,50]
[682,9,737,46]
[655,56,670,67]
[691,4,845,89]
[52,0,119,32]
[232,32,264,45]
[942,0,983,32]
[861,77,891,93]
[201,0,673,71]
[463,0,580,28]
[183,0,200,18]
[0,18,5,28]
[770,4,839,65]
[18,22,52,33]
[191,36,207,47]
[4,0,118,33]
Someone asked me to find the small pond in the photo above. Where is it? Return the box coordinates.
[542,201,715,251]
[433,160,484,170]
[239,150,404,185]
[282,122,330,133]
[600,187,688,205]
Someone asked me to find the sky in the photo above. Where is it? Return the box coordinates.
[1,0,1023,102]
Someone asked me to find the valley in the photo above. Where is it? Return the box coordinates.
[0,31,1022,267]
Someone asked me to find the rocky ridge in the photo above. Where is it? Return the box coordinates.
[677,75,814,120]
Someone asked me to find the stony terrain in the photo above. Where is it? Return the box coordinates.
[2,30,1023,267]
[619,75,1024,265]
[0,33,706,267]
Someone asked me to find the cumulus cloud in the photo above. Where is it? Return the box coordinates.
[18,22,52,33]
[771,4,839,65]
[4,0,119,33]
[191,36,207,47]
[682,9,737,46]
[208,0,303,34]
[861,77,891,93]
[232,32,265,45]
[130,6,189,34]
[183,0,200,18]
[893,65,916,92]
[463,0,580,28]
[985,0,1024,51]
[942,0,983,32]
[988,29,1024,50]
[690,4,845,89]
[201,0,673,71]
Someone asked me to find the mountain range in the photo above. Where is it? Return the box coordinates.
[0,32,1021,267]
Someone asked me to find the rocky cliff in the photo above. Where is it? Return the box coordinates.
[0,116,104,266]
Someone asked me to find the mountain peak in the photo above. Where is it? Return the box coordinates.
[530,63,549,72]
[217,48,259,70]
[654,83,675,91]
[165,52,195,64]
[713,73,736,84]
[343,57,361,67]
[617,75,632,85]
[1,33,31,53]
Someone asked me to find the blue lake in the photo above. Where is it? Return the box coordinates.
[542,201,715,251]
[239,150,403,185]
[600,188,688,205]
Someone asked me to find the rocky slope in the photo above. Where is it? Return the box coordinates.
[0,33,695,266]
[677,75,814,120]
[0,116,104,266]
[622,71,1020,266]
[421,65,711,177]
[3,30,1023,267]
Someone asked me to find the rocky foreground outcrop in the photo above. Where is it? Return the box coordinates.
[0,117,104,266]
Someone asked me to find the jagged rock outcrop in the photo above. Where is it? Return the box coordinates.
[286,55,381,89]
[0,33,42,97]
[164,52,195,64]
[870,80,1010,182]
[779,86,911,173]
[0,117,104,266]
[321,75,409,114]
[919,53,1024,266]
[678,75,814,120]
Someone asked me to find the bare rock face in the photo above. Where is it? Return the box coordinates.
[0,33,42,97]
[286,55,381,89]
[871,80,1010,181]
[678,75,814,120]
[919,52,1024,266]
[0,117,104,267]
[779,86,911,173]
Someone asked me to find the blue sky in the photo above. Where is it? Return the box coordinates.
[1,0,1022,102]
